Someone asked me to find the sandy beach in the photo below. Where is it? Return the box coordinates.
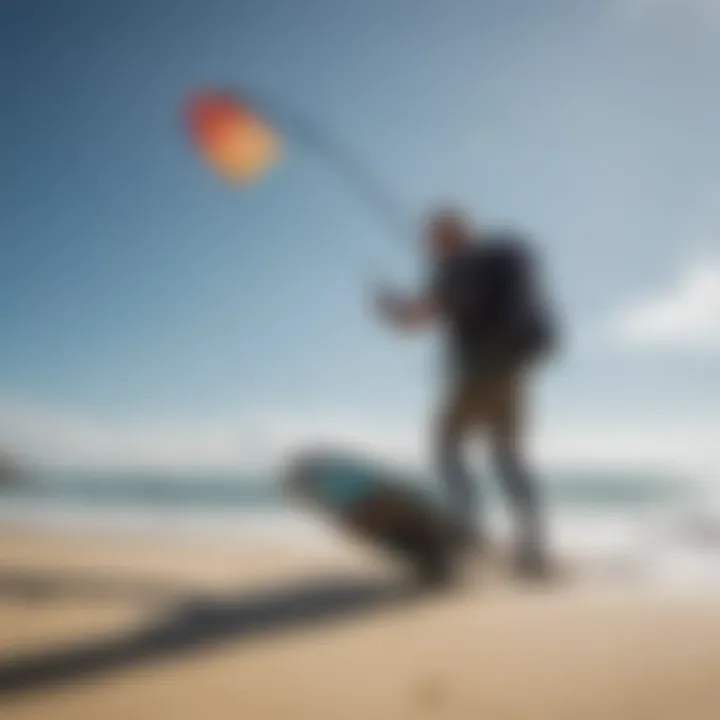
[0,529,719,720]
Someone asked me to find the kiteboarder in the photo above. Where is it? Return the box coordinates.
[375,208,557,579]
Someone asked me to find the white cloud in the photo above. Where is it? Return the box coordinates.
[532,419,720,476]
[0,398,718,476]
[611,257,720,351]
[0,400,421,473]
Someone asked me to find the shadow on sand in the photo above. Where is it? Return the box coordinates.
[0,570,419,700]
[0,569,198,606]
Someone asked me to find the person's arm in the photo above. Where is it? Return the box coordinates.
[375,288,438,332]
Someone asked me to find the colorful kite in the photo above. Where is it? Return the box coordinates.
[185,91,279,184]
[184,87,407,239]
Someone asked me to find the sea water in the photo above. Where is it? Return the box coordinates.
[1,468,719,588]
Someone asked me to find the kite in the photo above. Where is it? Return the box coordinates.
[185,91,279,184]
[184,87,407,239]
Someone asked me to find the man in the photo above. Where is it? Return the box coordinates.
[375,208,556,579]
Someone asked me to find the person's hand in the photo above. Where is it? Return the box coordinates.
[372,283,404,324]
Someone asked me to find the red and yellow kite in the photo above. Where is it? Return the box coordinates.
[185,91,279,184]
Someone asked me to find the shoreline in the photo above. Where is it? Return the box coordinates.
[2,501,720,594]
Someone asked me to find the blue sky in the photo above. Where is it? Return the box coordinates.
[1,0,719,470]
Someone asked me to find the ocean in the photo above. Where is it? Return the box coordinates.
[2,469,720,588]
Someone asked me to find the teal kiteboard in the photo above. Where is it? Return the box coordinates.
[284,450,461,586]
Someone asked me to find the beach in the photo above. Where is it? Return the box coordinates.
[1,528,719,720]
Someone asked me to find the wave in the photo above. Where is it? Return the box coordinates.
[2,469,720,589]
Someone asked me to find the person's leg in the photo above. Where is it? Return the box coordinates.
[489,370,548,577]
[435,380,482,547]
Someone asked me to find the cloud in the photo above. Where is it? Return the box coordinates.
[532,419,720,475]
[0,398,718,476]
[610,257,720,351]
[0,400,421,473]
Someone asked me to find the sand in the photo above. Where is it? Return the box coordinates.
[0,529,719,720]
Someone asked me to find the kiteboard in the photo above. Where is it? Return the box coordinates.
[284,450,463,586]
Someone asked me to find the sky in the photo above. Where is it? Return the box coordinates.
[0,0,719,472]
